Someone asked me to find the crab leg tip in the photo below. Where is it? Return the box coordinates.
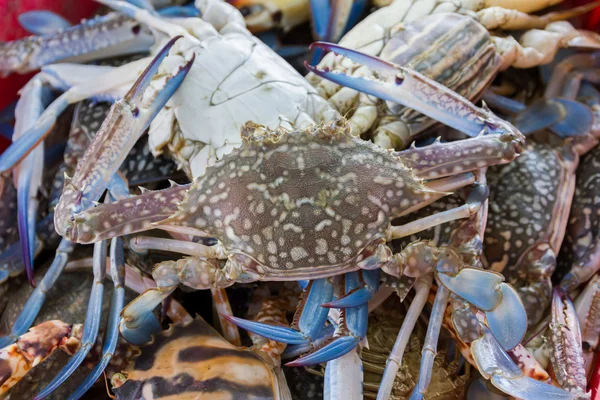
[125,35,184,102]
[286,336,360,367]
[220,314,308,345]
[321,287,373,308]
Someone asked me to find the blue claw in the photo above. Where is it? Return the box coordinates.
[34,239,107,400]
[0,238,75,348]
[225,278,333,346]
[119,311,162,345]
[321,270,379,308]
[322,287,373,308]
[297,278,334,340]
[222,314,309,345]
[18,10,72,35]
[68,236,125,400]
[286,335,360,366]
[283,324,335,359]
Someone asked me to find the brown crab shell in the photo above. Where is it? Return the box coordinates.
[159,121,438,279]
[113,317,280,400]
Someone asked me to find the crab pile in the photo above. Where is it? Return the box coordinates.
[1,0,600,399]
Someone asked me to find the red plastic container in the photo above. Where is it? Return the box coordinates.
[0,0,98,152]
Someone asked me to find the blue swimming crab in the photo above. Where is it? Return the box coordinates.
[46,33,536,394]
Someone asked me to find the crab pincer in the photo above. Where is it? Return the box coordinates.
[54,36,194,240]
[306,42,525,142]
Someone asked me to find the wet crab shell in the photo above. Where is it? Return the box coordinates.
[160,121,436,279]
[112,317,281,400]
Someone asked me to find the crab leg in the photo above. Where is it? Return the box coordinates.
[549,288,588,396]
[306,42,524,140]
[68,236,126,400]
[0,239,75,349]
[377,275,432,400]
[287,273,369,366]
[0,59,146,174]
[13,74,51,285]
[471,326,576,399]
[391,184,489,240]
[0,13,154,76]
[65,183,190,243]
[34,239,108,400]
[54,39,193,240]
[410,285,450,399]
[397,135,523,180]
[224,278,334,347]
[322,269,380,309]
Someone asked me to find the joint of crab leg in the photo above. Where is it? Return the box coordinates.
[306,42,525,141]
[34,238,108,400]
[68,236,126,400]
[282,324,335,359]
[227,279,333,346]
[549,288,588,395]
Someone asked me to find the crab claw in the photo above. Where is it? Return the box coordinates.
[54,36,194,241]
[321,270,379,308]
[18,10,72,35]
[549,288,589,396]
[437,268,527,350]
[472,326,577,400]
[119,286,172,345]
[306,42,524,141]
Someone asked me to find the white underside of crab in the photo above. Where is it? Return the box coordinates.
[143,1,337,178]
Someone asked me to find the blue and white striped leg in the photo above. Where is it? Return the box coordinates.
[34,239,108,400]
[68,236,126,400]
[0,238,75,348]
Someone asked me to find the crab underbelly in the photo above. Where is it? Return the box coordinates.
[152,33,337,178]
